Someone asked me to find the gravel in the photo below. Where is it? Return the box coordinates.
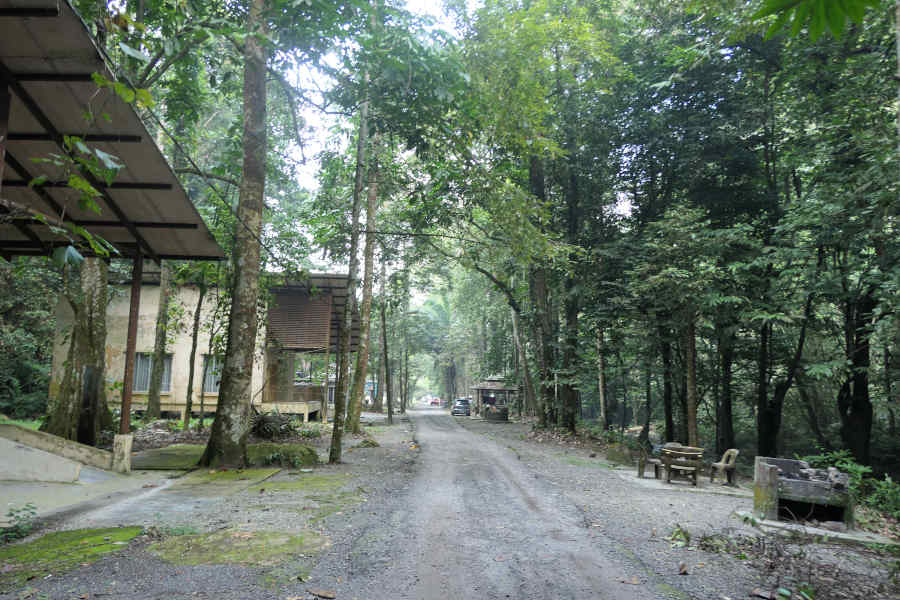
[2,410,896,600]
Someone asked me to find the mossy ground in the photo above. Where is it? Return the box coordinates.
[249,473,347,494]
[172,468,280,490]
[132,443,204,470]
[132,442,318,470]
[0,527,142,589]
[247,443,318,467]
[147,528,327,567]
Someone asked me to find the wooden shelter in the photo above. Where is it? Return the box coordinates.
[472,377,517,422]
[0,1,224,432]
[263,274,360,420]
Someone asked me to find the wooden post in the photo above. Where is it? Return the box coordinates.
[753,456,779,520]
[119,255,143,433]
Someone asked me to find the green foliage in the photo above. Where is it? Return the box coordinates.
[754,0,879,40]
[800,449,900,517]
[1,504,37,543]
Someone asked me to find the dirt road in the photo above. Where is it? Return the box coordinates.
[7,408,890,600]
[315,407,662,599]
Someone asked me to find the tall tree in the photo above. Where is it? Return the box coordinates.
[200,0,268,468]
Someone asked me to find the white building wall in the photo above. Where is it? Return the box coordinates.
[51,284,266,418]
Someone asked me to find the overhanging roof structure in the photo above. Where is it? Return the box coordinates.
[0,0,224,261]
[268,274,361,354]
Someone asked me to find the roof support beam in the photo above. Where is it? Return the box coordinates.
[0,85,41,247]
[8,133,142,143]
[10,217,198,229]
[13,73,95,82]
[0,8,60,17]
[0,59,159,262]
[3,180,172,190]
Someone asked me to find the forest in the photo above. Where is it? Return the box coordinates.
[0,0,898,490]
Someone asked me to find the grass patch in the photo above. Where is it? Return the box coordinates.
[0,527,142,589]
[185,467,280,484]
[249,473,347,494]
[148,528,327,567]
[248,443,318,467]
[0,417,41,430]
[307,491,364,524]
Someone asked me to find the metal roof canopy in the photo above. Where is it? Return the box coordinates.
[0,0,224,261]
[269,274,361,354]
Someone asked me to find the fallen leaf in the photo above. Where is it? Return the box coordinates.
[307,589,336,599]
[750,589,773,599]
[259,488,265,494]
[494,556,506,562]
[678,562,689,575]
[621,576,640,585]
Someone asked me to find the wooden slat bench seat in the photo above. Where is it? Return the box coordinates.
[662,446,704,486]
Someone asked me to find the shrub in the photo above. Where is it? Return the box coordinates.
[1,503,37,543]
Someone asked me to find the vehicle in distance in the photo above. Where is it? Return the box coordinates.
[430,397,441,406]
[451,397,470,416]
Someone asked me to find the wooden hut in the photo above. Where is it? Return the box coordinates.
[472,377,517,422]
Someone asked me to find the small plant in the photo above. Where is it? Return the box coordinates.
[667,523,691,548]
[1,503,37,543]
[297,426,322,439]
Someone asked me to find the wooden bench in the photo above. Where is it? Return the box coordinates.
[637,454,663,479]
[662,446,704,486]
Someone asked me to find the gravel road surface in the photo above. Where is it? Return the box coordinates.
[4,407,893,600]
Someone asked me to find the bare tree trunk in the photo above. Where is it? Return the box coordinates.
[44,258,111,445]
[683,315,699,448]
[511,308,536,416]
[596,326,607,429]
[380,264,393,425]
[328,80,368,463]
[348,137,379,433]
[146,261,171,420]
[183,280,206,430]
[200,0,267,468]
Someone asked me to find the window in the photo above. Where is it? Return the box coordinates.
[133,353,172,393]
[202,355,223,394]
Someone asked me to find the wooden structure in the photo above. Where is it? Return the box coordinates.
[661,445,704,486]
[263,275,360,421]
[0,1,224,433]
[710,448,739,485]
[472,377,517,422]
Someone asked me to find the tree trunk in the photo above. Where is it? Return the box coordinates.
[44,258,111,446]
[183,280,206,430]
[657,321,675,443]
[837,291,876,464]
[529,266,554,427]
[328,83,368,464]
[715,323,736,455]
[347,136,378,433]
[596,326,607,429]
[381,292,393,425]
[511,308,536,416]
[146,261,171,420]
[200,0,267,468]
[683,315,699,448]
[373,337,384,413]
[558,276,579,433]
[638,354,652,450]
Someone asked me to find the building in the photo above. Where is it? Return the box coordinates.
[50,273,358,423]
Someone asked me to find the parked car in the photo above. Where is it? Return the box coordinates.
[451,398,470,416]
[430,397,441,406]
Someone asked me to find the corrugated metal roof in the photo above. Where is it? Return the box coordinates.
[268,273,360,353]
[0,0,223,261]
[473,380,518,391]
